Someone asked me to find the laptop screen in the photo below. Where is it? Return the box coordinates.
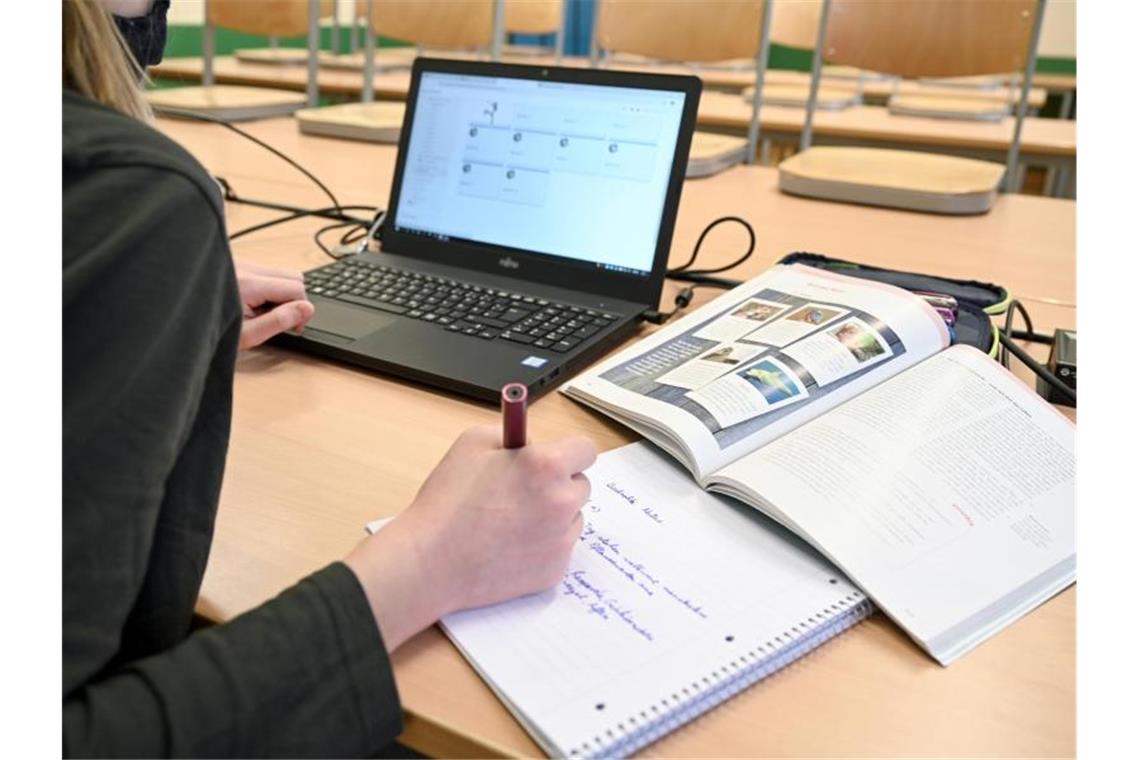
[391,70,687,277]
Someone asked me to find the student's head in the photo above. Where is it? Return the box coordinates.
[63,0,159,121]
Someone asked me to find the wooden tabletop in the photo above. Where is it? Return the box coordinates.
[150,56,1075,161]
[1032,72,1078,92]
[687,67,1049,108]
[693,64,1074,97]
[152,55,414,99]
[157,116,1075,758]
[697,91,1076,158]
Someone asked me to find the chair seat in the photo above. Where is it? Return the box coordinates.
[778,147,1006,214]
[315,48,419,71]
[743,83,860,111]
[295,101,405,142]
[888,94,1009,122]
[234,47,311,65]
[917,73,1012,91]
[686,131,748,178]
[821,64,896,83]
[147,85,307,121]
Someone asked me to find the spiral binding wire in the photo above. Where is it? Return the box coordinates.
[567,592,875,759]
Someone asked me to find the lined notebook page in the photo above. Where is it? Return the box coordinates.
[419,442,867,757]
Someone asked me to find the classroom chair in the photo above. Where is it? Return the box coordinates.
[751,0,884,108]
[778,0,1047,214]
[294,0,503,142]
[781,0,1047,119]
[591,0,775,179]
[147,0,326,121]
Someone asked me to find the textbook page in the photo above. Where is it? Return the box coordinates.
[710,346,1075,664]
[563,263,949,479]
[434,442,865,757]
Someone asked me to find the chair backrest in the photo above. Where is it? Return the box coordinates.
[202,0,328,106]
[592,0,772,167]
[800,0,1047,193]
[823,0,1040,78]
[208,0,333,37]
[593,0,767,63]
[359,1,504,103]
[366,0,499,49]
[504,0,562,35]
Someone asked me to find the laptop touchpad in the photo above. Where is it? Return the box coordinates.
[304,300,393,341]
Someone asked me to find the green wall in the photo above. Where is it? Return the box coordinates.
[766,43,1074,74]
[164,25,408,58]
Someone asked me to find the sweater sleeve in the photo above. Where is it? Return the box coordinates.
[63,563,403,757]
[63,161,403,757]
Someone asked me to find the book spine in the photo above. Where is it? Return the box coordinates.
[569,594,875,759]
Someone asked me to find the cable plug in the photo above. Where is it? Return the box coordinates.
[673,286,694,310]
[642,287,695,325]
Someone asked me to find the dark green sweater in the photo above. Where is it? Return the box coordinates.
[62,90,403,757]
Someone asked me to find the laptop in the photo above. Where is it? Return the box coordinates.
[278,57,701,402]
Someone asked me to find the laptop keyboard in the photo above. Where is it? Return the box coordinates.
[303,258,620,352]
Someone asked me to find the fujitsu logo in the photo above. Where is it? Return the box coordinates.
[498,256,520,269]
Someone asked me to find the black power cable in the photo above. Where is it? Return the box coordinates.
[160,107,344,215]
[669,215,756,279]
[997,297,1076,404]
[158,109,380,247]
[228,205,376,241]
[314,219,371,258]
[645,216,754,324]
[997,331,1076,404]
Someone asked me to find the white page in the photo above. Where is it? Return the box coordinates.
[712,346,1075,664]
[562,264,949,479]
[410,442,865,757]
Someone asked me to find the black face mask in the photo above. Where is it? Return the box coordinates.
[113,0,171,69]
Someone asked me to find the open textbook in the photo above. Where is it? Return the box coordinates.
[563,263,1076,665]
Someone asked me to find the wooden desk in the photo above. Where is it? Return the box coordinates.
[688,64,1072,104]
[1033,73,1078,120]
[151,55,414,100]
[695,92,1076,193]
[158,116,1076,758]
[695,91,1076,159]
[693,67,1049,109]
[1032,73,1077,91]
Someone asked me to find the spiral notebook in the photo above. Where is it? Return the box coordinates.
[370,442,872,757]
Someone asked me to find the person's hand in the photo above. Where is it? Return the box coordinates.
[234,261,315,349]
[344,426,596,651]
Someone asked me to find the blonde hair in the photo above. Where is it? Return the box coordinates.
[62,0,153,122]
